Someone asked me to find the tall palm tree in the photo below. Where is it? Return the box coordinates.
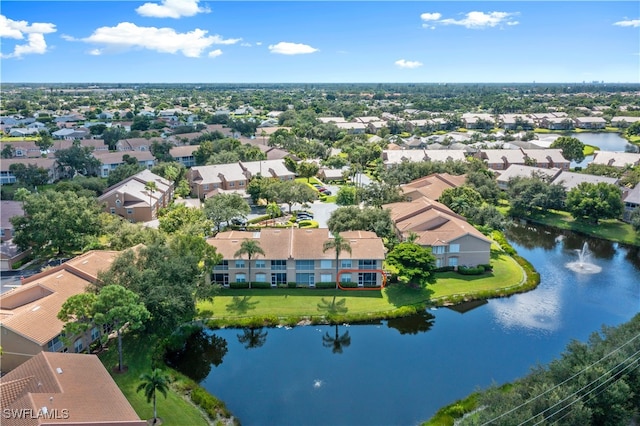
[145,181,158,218]
[234,239,265,289]
[322,324,351,354]
[323,234,352,289]
[136,368,170,425]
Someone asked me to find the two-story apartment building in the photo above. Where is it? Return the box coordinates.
[208,228,386,287]
[383,196,491,268]
[0,250,118,372]
[98,170,174,223]
[93,150,156,178]
[478,148,569,171]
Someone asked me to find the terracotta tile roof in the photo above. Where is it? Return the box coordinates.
[208,228,385,261]
[0,352,145,425]
[401,173,467,200]
[1,250,118,345]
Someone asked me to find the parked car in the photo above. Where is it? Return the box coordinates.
[322,190,332,196]
[318,187,328,192]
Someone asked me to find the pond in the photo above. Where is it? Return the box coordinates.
[168,224,640,426]
[569,131,638,168]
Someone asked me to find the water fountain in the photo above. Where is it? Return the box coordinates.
[566,242,602,274]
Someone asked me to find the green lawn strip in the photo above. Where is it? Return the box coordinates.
[197,252,526,326]
[430,252,523,302]
[527,209,640,246]
[583,144,598,156]
[98,334,211,426]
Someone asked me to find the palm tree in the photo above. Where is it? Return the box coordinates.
[234,239,265,289]
[322,324,351,354]
[145,181,158,218]
[323,234,352,289]
[266,202,281,226]
[136,368,170,425]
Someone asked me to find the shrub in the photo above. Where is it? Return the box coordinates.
[251,281,271,289]
[287,282,297,288]
[229,282,249,289]
[247,214,271,224]
[457,266,485,275]
[435,266,455,273]
[340,281,358,288]
[315,282,336,289]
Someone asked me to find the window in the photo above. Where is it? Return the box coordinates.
[110,207,115,214]
[271,272,287,285]
[203,184,209,190]
[0,229,4,237]
[320,260,332,269]
[115,199,121,206]
[449,244,460,253]
[74,339,84,353]
[448,257,459,267]
[359,272,377,287]
[255,273,266,282]
[340,259,352,269]
[126,208,133,215]
[236,273,246,283]
[239,181,245,187]
[296,260,314,271]
[358,259,376,270]
[271,260,287,271]
[296,273,314,286]
[47,336,64,352]
[432,246,445,254]
[90,327,100,342]
[255,260,266,269]
[340,273,352,283]
[229,182,235,187]
[214,260,228,270]
[213,273,229,286]
[320,273,332,283]
[235,260,245,268]
[435,258,442,268]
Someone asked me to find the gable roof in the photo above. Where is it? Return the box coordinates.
[0,352,145,425]
[401,173,467,200]
[208,228,385,261]
[0,250,118,346]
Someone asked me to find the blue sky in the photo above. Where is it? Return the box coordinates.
[1,1,638,83]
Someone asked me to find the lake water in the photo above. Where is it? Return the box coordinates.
[569,132,638,168]
[168,224,640,426]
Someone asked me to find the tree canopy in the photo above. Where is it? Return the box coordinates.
[204,193,251,231]
[565,182,623,224]
[385,242,437,287]
[11,191,103,256]
[551,136,586,163]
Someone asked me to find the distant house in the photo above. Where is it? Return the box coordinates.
[381,149,467,168]
[622,184,640,222]
[3,140,41,158]
[240,159,295,181]
[188,162,249,199]
[208,228,386,287]
[400,173,467,201]
[99,170,174,222]
[551,171,619,192]
[0,201,23,242]
[495,165,562,190]
[383,197,491,268]
[170,144,199,167]
[0,250,118,371]
[573,117,606,129]
[318,167,346,182]
[0,351,145,425]
[8,128,39,137]
[611,116,640,128]
[0,158,58,185]
[478,148,569,171]
[92,150,156,178]
[591,151,640,168]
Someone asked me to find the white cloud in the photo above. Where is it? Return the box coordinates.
[268,41,318,55]
[422,11,519,29]
[420,12,441,21]
[440,11,519,29]
[208,49,222,58]
[88,48,102,56]
[256,42,262,46]
[136,0,210,18]
[0,14,56,58]
[614,19,640,27]
[76,22,240,57]
[395,59,423,69]
[240,42,252,47]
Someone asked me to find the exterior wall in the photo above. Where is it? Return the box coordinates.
[102,193,153,223]
[0,327,46,372]
[219,258,383,287]
[446,235,490,267]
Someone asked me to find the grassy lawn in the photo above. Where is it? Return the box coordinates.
[99,334,209,426]
[197,251,524,324]
[528,209,640,246]
[583,144,598,156]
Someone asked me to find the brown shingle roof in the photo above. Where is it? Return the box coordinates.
[0,352,145,425]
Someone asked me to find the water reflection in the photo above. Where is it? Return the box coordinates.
[322,324,351,354]
[237,327,268,349]
[165,329,228,382]
[506,223,560,250]
[386,310,435,334]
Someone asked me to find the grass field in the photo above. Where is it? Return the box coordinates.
[99,335,210,426]
[197,251,524,324]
